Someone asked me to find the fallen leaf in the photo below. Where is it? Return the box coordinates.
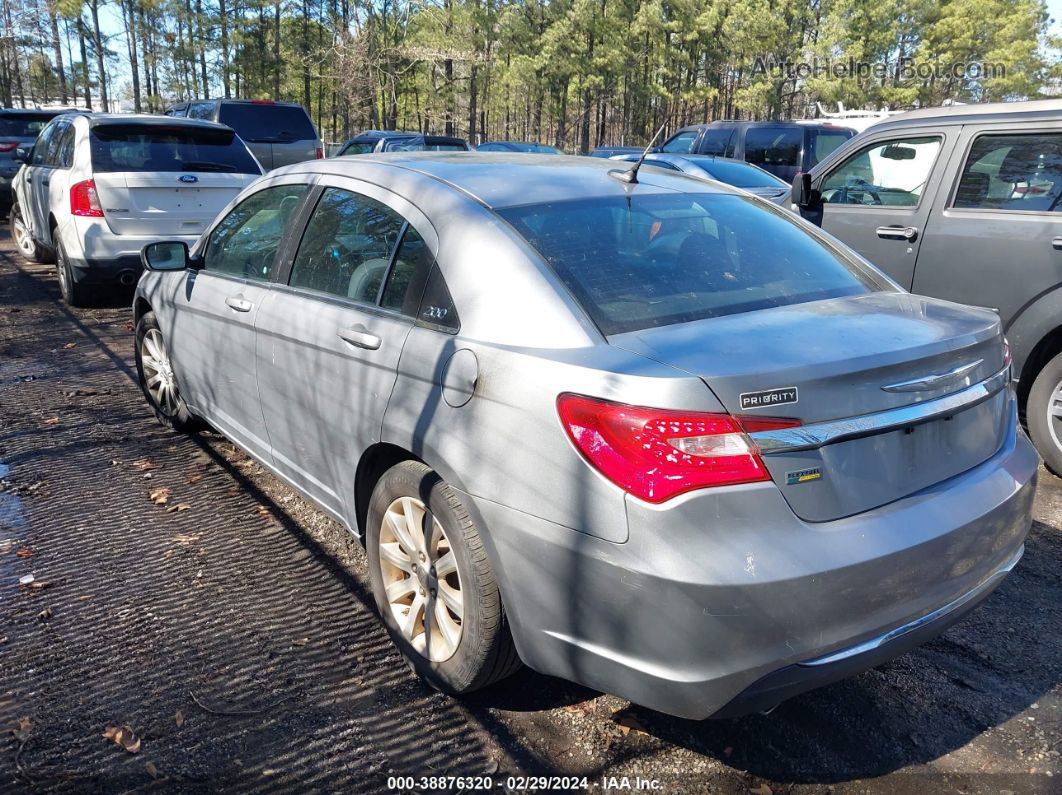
[175,710,184,728]
[103,725,141,753]
[291,637,309,647]
[144,761,158,778]
[26,580,50,590]
[42,417,60,426]
[15,547,32,558]
[748,785,773,795]
[166,503,192,513]
[186,473,204,485]
[149,487,172,505]
[171,533,201,545]
[36,608,52,621]
[611,708,650,737]
[256,506,271,517]
[225,487,239,497]
[134,459,160,472]
[8,717,31,740]
[63,342,77,349]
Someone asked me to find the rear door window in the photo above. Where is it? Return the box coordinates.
[205,184,310,280]
[288,187,406,303]
[89,124,261,174]
[744,127,802,168]
[217,103,317,143]
[499,193,884,335]
[953,132,1062,212]
[806,129,851,167]
[820,136,942,207]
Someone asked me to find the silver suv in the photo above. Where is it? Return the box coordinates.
[165,99,321,170]
[792,98,1062,473]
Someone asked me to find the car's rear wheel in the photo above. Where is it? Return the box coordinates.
[11,204,48,264]
[134,311,203,432]
[366,460,521,693]
[55,237,92,307]
[1026,350,1062,476]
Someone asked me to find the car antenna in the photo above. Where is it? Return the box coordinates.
[608,121,669,185]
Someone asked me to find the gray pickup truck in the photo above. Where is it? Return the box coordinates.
[792,99,1062,471]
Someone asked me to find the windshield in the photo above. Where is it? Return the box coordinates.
[688,157,788,188]
[90,125,261,174]
[498,194,882,335]
[217,103,317,142]
[0,112,60,138]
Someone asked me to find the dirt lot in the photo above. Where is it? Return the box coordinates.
[0,232,1059,794]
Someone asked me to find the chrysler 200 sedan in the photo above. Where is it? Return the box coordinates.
[132,153,1037,719]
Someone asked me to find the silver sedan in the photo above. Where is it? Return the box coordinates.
[133,153,1036,719]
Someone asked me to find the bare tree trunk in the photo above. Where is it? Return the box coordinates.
[301,0,310,108]
[49,3,68,103]
[444,0,454,136]
[219,0,230,97]
[120,0,141,112]
[77,15,90,109]
[273,0,281,98]
[194,0,209,98]
[137,4,153,110]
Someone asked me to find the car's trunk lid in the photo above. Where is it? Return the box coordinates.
[93,172,254,236]
[610,292,1009,521]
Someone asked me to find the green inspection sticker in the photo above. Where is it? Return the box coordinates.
[786,467,822,485]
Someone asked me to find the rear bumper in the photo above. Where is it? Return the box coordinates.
[60,219,199,285]
[468,401,1038,719]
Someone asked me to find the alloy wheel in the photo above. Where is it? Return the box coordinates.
[1048,379,1062,456]
[140,328,181,417]
[13,214,34,258]
[378,495,463,662]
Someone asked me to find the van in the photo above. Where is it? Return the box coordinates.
[792,98,1062,471]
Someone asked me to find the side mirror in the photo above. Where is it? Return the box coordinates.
[14,146,31,164]
[142,241,191,272]
[792,172,820,208]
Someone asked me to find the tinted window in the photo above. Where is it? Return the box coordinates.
[807,129,851,167]
[744,127,802,167]
[218,103,316,142]
[289,187,406,303]
[661,131,698,154]
[0,112,59,138]
[699,129,734,156]
[339,141,376,155]
[168,106,188,117]
[41,121,69,166]
[691,158,787,188]
[499,194,881,335]
[89,124,261,174]
[381,138,467,152]
[30,122,58,166]
[379,225,458,330]
[820,136,941,207]
[206,184,309,280]
[954,133,1062,212]
[54,124,76,168]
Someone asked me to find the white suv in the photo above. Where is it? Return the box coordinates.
[11,114,262,305]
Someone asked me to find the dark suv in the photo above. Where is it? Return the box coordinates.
[658,121,854,182]
[0,108,82,218]
[164,99,321,170]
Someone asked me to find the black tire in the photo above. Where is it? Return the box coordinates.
[55,237,93,307]
[11,204,49,264]
[133,310,204,433]
[1026,350,1062,476]
[366,460,521,694]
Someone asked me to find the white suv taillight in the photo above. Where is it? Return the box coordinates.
[70,179,104,217]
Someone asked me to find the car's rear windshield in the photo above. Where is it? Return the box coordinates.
[498,193,883,335]
[90,124,261,174]
[217,103,317,142]
[689,157,788,188]
[0,112,60,138]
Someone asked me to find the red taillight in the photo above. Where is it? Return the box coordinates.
[556,393,800,504]
[0,141,19,152]
[70,179,104,217]
[315,146,324,159]
[251,100,275,105]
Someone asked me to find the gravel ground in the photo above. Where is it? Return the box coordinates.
[0,232,1059,794]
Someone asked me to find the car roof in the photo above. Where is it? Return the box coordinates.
[168,99,306,108]
[83,114,234,130]
[274,152,734,210]
[862,98,1062,132]
[346,130,422,142]
[678,120,849,132]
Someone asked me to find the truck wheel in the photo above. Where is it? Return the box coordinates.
[366,460,522,694]
[1025,350,1062,476]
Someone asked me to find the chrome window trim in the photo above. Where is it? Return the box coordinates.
[750,364,1011,454]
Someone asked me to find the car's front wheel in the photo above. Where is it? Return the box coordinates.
[366,460,521,694]
[134,311,203,432]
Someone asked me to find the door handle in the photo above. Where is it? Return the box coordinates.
[1052,237,1062,250]
[876,225,918,241]
[41,179,49,186]
[337,324,381,350]
[224,295,253,313]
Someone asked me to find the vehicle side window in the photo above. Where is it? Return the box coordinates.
[205,184,309,280]
[288,187,406,303]
[953,133,1062,212]
[168,106,187,118]
[377,225,457,329]
[698,129,733,156]
[42,121,68,166]
[661,131,698,154]
[54,124,75,168]
[188,102,215,120]
[744,127,802,168]
[819,136,941,207]
[30,122,58,166]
